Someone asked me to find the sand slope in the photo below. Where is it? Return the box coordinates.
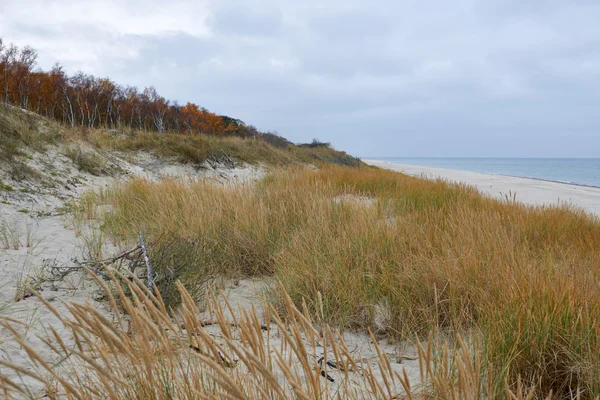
[365,160,600,218]
[0,145,265,395]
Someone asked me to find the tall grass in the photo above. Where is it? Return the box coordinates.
[78,166,600,397]
[0,269,538,399]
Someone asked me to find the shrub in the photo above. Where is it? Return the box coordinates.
[64,145,109,176]
[297,138,331,148]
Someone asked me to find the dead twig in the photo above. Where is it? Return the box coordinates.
[180,320,269,332]
[49,246,142,280]
[76,246,141,267]
[317,356,336,382]
[207,150,236,170]
[139,232,154,292]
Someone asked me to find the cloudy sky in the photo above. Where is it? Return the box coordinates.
[1,0,599,157]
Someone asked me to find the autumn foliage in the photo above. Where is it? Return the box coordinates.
[0,37,282,141]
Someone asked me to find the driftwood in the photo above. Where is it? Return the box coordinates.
[206,152,219,170]
[180,320,269,332]
[188,345,238,368]
[317,356,337,382]
[49,246,142,280]
[207,150,236,170]
[63,235,198,290]
[77,246,141,266]
[139,232,155,292]
[219,149,235,169]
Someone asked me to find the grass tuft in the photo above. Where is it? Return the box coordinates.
[63,144,110,176]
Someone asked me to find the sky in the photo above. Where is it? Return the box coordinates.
[1,0,599,158]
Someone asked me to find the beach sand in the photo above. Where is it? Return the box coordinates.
[364,159,600,218]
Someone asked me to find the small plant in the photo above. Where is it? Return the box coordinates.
[80,227,105,261]
[14,258,44,302]
[66,201,86,237]
[0,182,14,191]
[0,219,21,249]
[10,162,41,182]
[0,221,8,249]
[17,208,29,214]
[25,219,44,254]
[64,145,109,176]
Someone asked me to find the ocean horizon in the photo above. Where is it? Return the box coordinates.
[366,157,600,188]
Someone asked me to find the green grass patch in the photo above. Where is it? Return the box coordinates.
[0,181,14,191]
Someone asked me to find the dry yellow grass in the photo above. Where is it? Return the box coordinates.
[0,269,543,399]
[72,165,600,398]
[84,128,359,167]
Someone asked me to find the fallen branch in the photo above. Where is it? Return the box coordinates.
[54,262,112,280]
[188,345,238,368]
[206,151,219,170]
[207,150,236,170]
[76,246,141,266]
[317,356,336,382]
[50,246,142,280]
[139,232,154,292]
[219,149,235,168]
[180,320,269,332]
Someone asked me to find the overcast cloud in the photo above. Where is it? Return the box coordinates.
[1,0,599,157]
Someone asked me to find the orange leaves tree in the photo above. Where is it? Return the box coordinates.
[0,37,280,140]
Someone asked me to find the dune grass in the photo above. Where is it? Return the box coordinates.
[74,165,600,397]
[0,268,539,399]
[0,103,59,161]
[63,144,111,176]
[1,102,361,182]
[86,129,360,168]
[0,103,60,180]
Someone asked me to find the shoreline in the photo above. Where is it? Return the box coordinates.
[496,174,600,190]
[363,159,600,217]
[365,159,600,189]
[494,170,600,189]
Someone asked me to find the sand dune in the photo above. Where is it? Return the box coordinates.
[364,159,600,217]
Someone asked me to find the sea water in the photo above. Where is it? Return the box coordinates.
[367,158,600,188]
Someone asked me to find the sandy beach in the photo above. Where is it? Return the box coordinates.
[364,159,600,217]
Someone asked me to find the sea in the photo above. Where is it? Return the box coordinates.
[367,158,600,188]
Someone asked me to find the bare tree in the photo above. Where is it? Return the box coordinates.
[15,46,38,108]
[143,86,169,133]
[0,43,17,104]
